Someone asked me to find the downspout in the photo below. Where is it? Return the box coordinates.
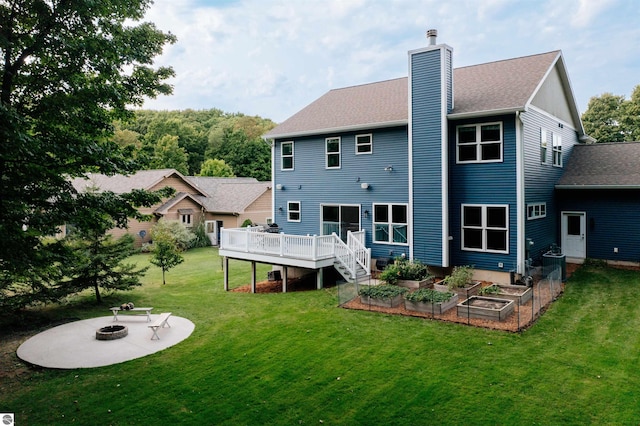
[515,111,525,275]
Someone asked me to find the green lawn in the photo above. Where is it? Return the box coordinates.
[2,248,640,425]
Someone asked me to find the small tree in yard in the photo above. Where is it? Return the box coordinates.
[64,233,148,303]
[150,220,193,285]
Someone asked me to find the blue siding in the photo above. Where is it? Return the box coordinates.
[411,47,446,266]
[448,115,518,271]
[558,189,640,262]
[521,110,580,262]
[273,126,410,259]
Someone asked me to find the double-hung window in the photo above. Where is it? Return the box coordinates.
[540,129,549,164]
[462,204,508,253]
[326,137,341,169]
[355,134,372,154]
[180,213,193,227]
[281,141,294,170]
[287,201,301,222]
[457,122,503,163]
[552,134,562,167]
[373,203,408,245]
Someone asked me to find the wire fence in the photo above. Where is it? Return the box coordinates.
[338,264,564,332]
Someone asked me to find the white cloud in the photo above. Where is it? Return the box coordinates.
[140,0,640,122]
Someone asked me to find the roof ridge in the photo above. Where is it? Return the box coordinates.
[455,50,560,71]
[329,76,406,92]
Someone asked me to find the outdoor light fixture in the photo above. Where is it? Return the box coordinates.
[276,184,284,190]
[364,210,370,218]
[384,165,393,172]
[278,206,283,212]
[361,182,370,190]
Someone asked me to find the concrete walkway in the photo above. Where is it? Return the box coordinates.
[17,314,195,369]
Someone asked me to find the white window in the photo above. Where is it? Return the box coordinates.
[281,141,294,170]
[180,213,192,227]
[373,203,408,245]
[287,201,301,222]
[527,203,547,220]
[462,204,508,253]
[326,137,341,169]
[540,129,549,164]
[355,134,372,154]
[457,122,503,163]
[552,134,562,167]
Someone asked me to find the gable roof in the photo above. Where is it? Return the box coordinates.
[70,169,207,197]
[264,50,582,139]
[556,142,640,189]
[187,176,271,214]
[154,192,206,215]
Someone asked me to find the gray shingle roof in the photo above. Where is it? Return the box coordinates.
[556,142,640,188]
[187,176,271,214]
[264,50,561,139]
[70,169,204,195]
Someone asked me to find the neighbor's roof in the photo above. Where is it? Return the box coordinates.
[70,169,206,196]
[556,142,640,189]
[187,176,271,214]
[264,50,563,139]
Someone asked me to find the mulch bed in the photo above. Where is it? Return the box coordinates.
[343,279,564,332]
[231,275,320,293]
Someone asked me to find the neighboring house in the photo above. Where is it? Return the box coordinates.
[555,142,640,264]
[220,30,597,288]
[69,169,271,246]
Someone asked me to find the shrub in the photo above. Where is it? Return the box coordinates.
[358,284,408,300]
[404,288,455,303]
[443,265,475,290]
[479,284,501,296]
[379,257,432,285]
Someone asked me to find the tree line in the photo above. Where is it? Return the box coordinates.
[114,109,276,180]
[582,85,640,142]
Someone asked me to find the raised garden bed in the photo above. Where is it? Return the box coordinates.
[480,284,532,305]
[434,280,481,298]
[404,289,458,314]
[397,278,432,289]
[457,296,515,321]
[359,284,407,308]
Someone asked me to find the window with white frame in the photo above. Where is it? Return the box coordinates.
[373,203,408,245]
[527,203,546,220]
[457,122,503,163]
[552,134,562,167]
[326,137,341,168]
[462,204,508,253]
[281,141,294,170]
[180,213,193,227]
[540,129,549,164]
[355,134,372,154]
[287,201,301,222]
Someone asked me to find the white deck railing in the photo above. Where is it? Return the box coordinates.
[220,227,371,279]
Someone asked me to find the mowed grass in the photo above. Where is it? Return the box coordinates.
[3,248,640,425]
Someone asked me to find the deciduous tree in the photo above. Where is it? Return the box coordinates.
[0,1,175,309]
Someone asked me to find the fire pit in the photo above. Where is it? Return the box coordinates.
[96,325,128,341]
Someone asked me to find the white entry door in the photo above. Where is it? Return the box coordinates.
[561,212,586,259]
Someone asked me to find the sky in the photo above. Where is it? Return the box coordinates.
[141,0,640,123]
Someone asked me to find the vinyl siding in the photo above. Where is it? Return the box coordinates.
[557,189,640,262]
[448,115,517,271]
[273,126,410,259]
[150,176,204,195]
[521,108,580,262]
[410,47,445,266]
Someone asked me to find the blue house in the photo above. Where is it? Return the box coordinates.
[220,30,592,289]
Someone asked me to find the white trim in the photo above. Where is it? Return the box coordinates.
[441,46,450,267]
[325,137,341,169]
[287,201,301,222]
[280,141,294,171]
[447,107,523,120]
[527,202,547,220]
[461,204,510,254]
[456,122,503,164]
[407,51,414,260]
[527,104,578,132]
[552,133,563,167]
[516,111,525,274]
[319,203,361,238]
[264,120,407,140]
[372,203,409,246]
[355,133,373,155]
